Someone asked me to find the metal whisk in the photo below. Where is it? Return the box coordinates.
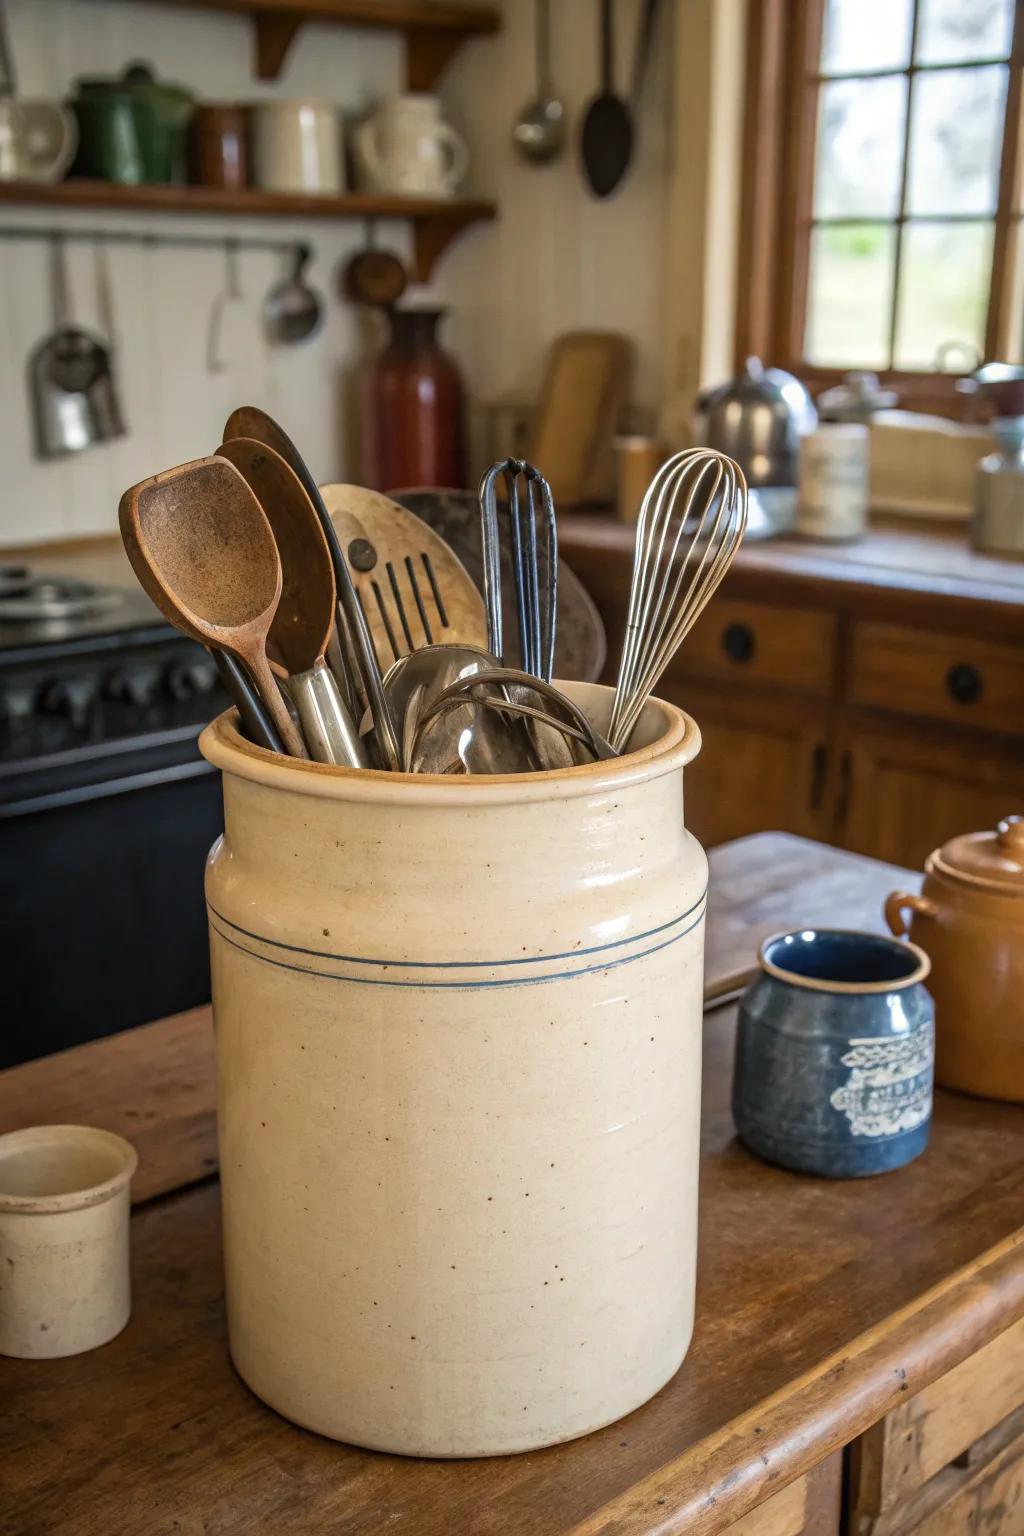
[478,458,558,681]
[608,448,748,754]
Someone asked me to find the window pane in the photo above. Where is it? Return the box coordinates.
[907,65,1007,215]
[814,77,907,218]
[916,0,1014,65]
[822,0,913,74]
[893,221,992,368]
[806,223,896,367]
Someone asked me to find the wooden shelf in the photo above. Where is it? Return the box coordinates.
[0,179,496,278]
[128,0,500,82]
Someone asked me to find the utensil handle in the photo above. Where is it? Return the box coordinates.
[303,479,400,770]
[884,891,938,937]
[601,0,613,90]
[94,239,116,346]
[240,648,309,758]
[631,0,659,101]
[290,659,368,768]
[50,234,70,330]
[536,0,552,90]
[211,648,285,754]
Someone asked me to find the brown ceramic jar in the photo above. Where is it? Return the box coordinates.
[886,816,1024,1102]
[188,104,248,189]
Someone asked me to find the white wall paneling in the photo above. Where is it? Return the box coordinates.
[0,0,680,549]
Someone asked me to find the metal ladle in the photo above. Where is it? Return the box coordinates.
[263,242,323,345]
[512,0,565,165]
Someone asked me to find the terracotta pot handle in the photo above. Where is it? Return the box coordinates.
[885,890,937,937]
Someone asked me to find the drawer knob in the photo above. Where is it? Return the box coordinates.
[722,622,756,664]
[946,663,982,705]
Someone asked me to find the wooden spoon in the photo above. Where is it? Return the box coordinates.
[216,436,366,767]
[216,436,334,675]
[118,454,306,758]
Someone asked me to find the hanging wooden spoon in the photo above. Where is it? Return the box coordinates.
[216,436,366,767]
[119,454,306,758]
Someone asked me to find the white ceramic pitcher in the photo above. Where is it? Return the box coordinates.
[353,93,468,198]
[0,100,76,183]
[200,681,707,1457]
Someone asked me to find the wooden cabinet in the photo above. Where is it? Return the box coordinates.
[850,1318,1024,1535]
[666,680,833,848]
[836,722,1024,870]
[560,515,1024,865]
[723,1454,840,1536]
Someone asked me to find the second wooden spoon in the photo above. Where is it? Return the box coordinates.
[217,436,366,767]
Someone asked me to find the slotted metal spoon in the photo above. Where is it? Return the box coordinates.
[318,484,487,673]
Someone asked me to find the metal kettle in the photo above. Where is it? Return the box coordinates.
[694,357,817,488]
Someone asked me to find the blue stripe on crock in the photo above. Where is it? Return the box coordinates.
[207,896,707,991]
[206,886,708,972]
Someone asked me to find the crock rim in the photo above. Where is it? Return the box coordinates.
[198,682,701,804]
[0,1125,138,1215]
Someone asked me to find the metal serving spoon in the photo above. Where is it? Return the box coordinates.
[512,0,565,165]
[263,243,323,345]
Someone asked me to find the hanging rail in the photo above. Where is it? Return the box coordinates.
[0,223,309,256]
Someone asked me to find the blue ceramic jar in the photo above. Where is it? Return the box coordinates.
[733,929,934,1178]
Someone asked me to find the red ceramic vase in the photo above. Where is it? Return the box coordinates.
[361,306,466,491]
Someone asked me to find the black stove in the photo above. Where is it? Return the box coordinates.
[0,564,230,1067]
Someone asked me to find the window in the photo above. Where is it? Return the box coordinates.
[739,0,1024,401]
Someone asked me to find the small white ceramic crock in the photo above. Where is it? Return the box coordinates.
[0,1125,137,1358]
[200,681,706,1457]
[251,99,342,194]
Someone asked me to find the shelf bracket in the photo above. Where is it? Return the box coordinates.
[253,11,304,80]
[405,26,465,91]
[412,209,489,282]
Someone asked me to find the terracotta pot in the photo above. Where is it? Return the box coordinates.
[199,681,707,1456]
[0,1125,137,1359]
[885,815,1024,1102]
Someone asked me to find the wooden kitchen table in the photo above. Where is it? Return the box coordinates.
[3,834,1024,1536]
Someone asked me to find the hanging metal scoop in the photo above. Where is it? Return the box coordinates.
[29,235,121,458]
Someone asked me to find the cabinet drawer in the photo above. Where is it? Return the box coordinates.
[850,622,1024,735]
[852,1316,1024,1520]
[672,599,836,695]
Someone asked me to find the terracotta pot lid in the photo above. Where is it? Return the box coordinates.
[932,815,1024,893]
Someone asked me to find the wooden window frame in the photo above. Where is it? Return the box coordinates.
[736,0,1024,415]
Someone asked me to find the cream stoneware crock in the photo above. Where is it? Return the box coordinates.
[199,681,706,1457]
[0,1125,137,1359]
[886,815,1024,1102]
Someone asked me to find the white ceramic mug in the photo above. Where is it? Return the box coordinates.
[353,93,468,198]
[0,99,77,183]
[0,1124,137,1359]
[251,99,342,195]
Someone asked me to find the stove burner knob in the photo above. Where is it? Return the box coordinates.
[40,675,98,729]
[165,654,219,702]
[105,664,161,709]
